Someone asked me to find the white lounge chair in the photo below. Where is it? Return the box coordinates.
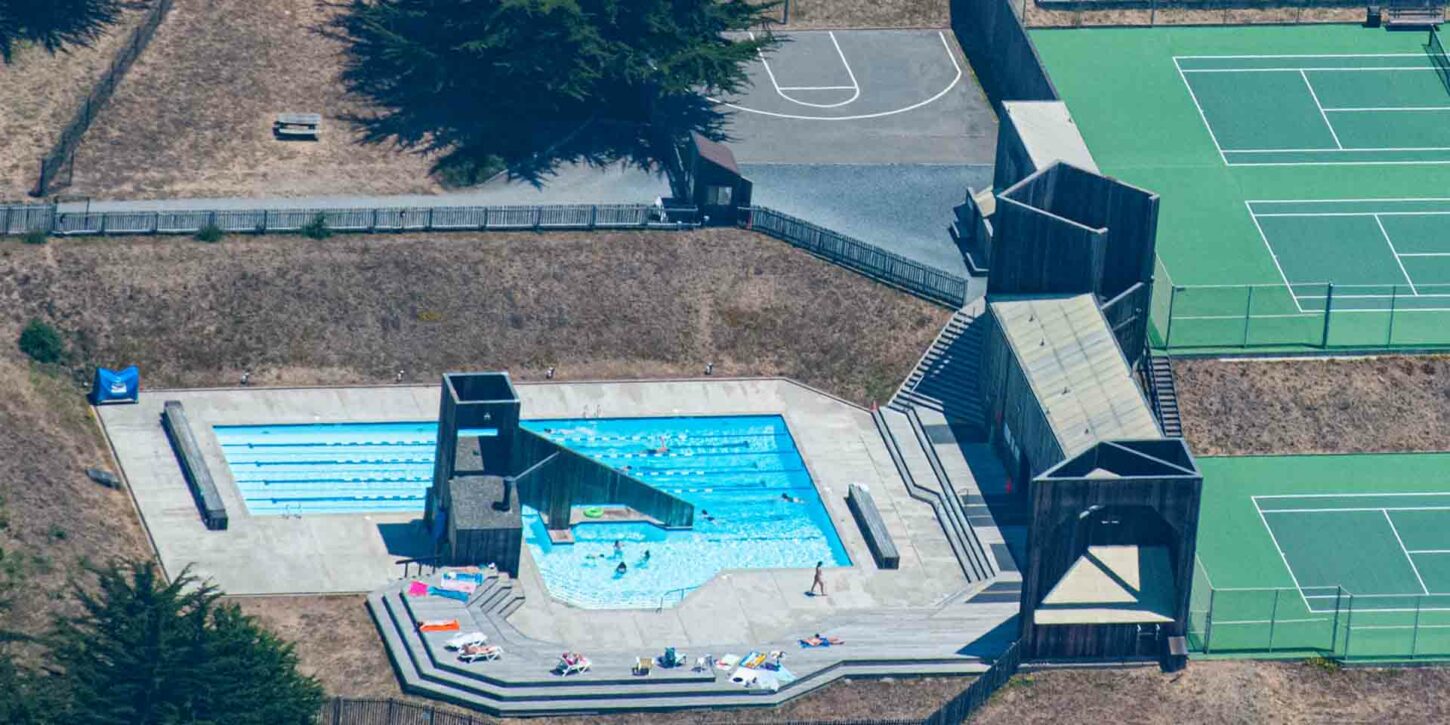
[458,644,502,663]
[444,631,488,650]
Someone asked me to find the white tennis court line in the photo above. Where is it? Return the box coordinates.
[1326,106,1450,112]
[1173,56,1229,166]
[1375,214,1421,295]
[1182,66,1437,73]
[1384,510,1432,594]
[1301,70,1343,149]
[711,31,961,122]
[1253,497,1314,612]
[1252,495,1450,612]
[1242,203,1450,308]
[1173,55,1450,166]
[1245,203,1307,314]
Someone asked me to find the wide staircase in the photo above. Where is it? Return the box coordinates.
[888,299,989,435]
[368,570,993,716]
[1142,352,1184,438]
[872,406,997,585]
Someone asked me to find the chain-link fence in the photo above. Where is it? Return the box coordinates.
[1190,560,1450,661]
[1152,282,1450,352]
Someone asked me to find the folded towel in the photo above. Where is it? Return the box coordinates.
[406,581,429,597]
[429,587,470,602]
[444,571,486,585]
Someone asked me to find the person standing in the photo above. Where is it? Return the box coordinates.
[810,561,826,596]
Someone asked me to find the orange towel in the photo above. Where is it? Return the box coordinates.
[418,619,460,633]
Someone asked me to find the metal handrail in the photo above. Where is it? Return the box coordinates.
[656,584,699,611]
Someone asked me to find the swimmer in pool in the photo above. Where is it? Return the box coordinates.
[616,561,628,575]
[781,492,804,504]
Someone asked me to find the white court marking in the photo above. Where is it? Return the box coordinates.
[1173,53,1450,167]
[754,31,861,109]
[710,31,962,121]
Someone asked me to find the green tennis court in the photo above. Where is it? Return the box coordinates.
[1034,25,1450,352]
[1194,455,1450,661]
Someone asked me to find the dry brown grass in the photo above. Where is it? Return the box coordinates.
[1174,356,1450,455]
[0,7,150,199]
[1023,3,1363,27]
[975,659,1450,724]
[0,355,150,640]
[65,0,440,200]
[784,0,949,28]
[0,227,947,403]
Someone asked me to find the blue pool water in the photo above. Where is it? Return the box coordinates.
[214,415,849,608]
[214,422,438,516]
[519,416,850,608]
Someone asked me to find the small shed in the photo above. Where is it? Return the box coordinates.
[687,132,752,226]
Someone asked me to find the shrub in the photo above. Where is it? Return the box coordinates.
[194,223,224,243]
[301,213,332,240]
[17,319,65,364]
[20,229,47,245]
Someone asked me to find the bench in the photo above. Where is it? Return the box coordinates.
[161,401,228,530]
[273,112,321,140]
[1384,6,1443,28]
[847,483,899,569]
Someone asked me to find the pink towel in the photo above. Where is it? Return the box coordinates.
[406,581,429,597]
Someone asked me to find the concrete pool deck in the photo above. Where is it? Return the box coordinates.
[99,377,1008,646]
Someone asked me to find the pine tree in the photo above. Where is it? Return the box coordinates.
[328,0,779,184]
[49,562,322,724]
[0,0,135,63]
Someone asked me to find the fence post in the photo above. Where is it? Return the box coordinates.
[1241,285,1254,347]
[534,206,542,229]
[1203,589,1215,653]
[1329,585,1343,655]
[481,206,489,231]
[1411,595,1422,658]
[427,207,435,231]
[371,207,378,232]
[1387,285,1398,347]
[1342,593,1354,660]
[2,204,9,235]
[1320,283,1335,349]
[589,204,597,229]
[1267,588,1279,652]
[1164,285,1177,349]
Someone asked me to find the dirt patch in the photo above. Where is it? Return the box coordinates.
[1174,356,1450,455]
[783,0,949,28]
[975,659,1450,723]
[0,228,946,404]
[0,7,150,199]
[64,0,440,200]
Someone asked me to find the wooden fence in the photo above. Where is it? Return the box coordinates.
[921,640,1023,725]
[745,206,969,309]
[318,697,920,725]
[34,0,175,196]
[0,202,697,236]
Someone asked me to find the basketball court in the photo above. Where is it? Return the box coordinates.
[716,29,996,165]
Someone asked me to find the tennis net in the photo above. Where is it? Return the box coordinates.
[1431,27,1450,94]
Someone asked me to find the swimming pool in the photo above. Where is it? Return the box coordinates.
[214,422,437,516]
[519,415,850,609]
[213,415,850,608]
